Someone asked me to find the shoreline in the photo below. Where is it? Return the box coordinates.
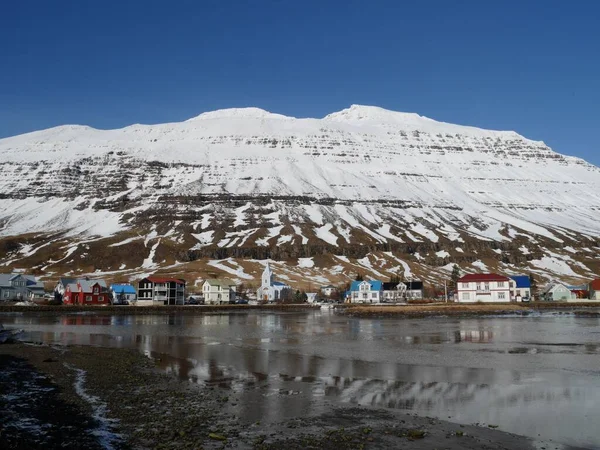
[0,342,580,450]
[1,302,599,318]
[0,303,320,315]
[339,302,600,318]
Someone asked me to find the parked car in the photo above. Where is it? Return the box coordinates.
[235,299,248,305]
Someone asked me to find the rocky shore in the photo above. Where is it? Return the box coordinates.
[0,342,580,450]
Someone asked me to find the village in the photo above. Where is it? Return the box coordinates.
[1,261,600,307]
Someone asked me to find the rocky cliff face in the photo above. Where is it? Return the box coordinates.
[0,105,599,288]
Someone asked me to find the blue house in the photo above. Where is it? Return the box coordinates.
[509,275,531,301]
[109,283,137,305]
[348,280,383,303]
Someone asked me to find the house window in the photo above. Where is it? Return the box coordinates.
[98,296,104,302]
[498,282,505,287]
[371,293,377,298]
[94,288,98,294]
[462,293,470,301]
[85,295,92,302]
[461,283,469,288]
[484,283,490,292]
[476,283,482,291]
[3,291,9,298]
[498,292,506,300]
[516,290,521,296]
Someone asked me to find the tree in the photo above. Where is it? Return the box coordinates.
[529,273,538,300]
[450,264,461,291]
[294,289,303,303]
[355,273,364,281]
[389,274,400,284]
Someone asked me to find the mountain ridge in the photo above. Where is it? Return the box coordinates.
[0,105,599,288]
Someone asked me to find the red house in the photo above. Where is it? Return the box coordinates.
[63,279,109,305]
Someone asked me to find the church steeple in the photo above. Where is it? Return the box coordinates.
[262,261,273,287]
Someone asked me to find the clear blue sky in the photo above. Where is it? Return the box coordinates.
[1,0,598,165]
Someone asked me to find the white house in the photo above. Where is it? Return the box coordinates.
[382,282,406,303]
[348,280,383,303]
[203,279,237,305]
[456,273,511,303]
[257,262,291,302]
[541,283,575,301]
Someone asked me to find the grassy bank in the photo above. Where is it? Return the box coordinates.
[340,302,600,318]
[0,303,319,315]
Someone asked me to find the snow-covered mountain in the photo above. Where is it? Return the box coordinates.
[1,105,599,287]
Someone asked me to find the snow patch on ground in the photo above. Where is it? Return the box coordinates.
[314,224,338,246]
[297,258,314,268]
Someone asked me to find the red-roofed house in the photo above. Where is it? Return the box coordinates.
[589,279,600,301]
[456,273,511,303]
[137,276,186,306]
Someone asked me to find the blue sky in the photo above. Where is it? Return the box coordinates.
[1,0,598,164]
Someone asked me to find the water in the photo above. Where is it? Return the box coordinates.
[2,311,600,448]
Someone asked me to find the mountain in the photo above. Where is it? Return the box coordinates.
[1,105,599,290]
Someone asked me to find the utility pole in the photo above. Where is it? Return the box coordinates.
[444,280,448,303]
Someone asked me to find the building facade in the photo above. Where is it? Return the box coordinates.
[63,279,109,305]
[202,279,237,305]
[109,283,137,304]
[137,277,186,306]
[509,275,531,301]
[541,283,575,301]
[0,273,45,301]
[456,273,511,303]
[348,280,383,303]
[257,262,291,302]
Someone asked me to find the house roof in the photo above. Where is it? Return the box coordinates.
[204,279,236,287]
[321,285,335,289]
[510,275,531,288]
[458,273,510,283]
[59,277,76,287]
[110,284,137,294]
[590,279,600,291]
[272,281,289,287]
[67,279,107,293]
[0,273,43,289]
[144,276,186,285]
[542,282,569,294]
[350,280,384,291]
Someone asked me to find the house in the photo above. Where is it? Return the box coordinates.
[320,285,336,297]
[541,283,575,301]
[456,273,511,303]
[137,276,186,306]
[202,279,236,305]
[348,280,383,303]
[63,279,109,305]
[589,279,600,300]
[509,275,531,301]
[109,283,137,305]
[0,273,45,301]
[404,280,424,299]
[257,262,291,302]
[382,282,406,302]
[306,292,319,303]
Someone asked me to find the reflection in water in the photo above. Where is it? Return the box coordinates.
[2,311,600,447]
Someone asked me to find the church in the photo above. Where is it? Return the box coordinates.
[257,262,291,302]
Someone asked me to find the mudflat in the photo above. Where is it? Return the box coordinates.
[0,342,580,450]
